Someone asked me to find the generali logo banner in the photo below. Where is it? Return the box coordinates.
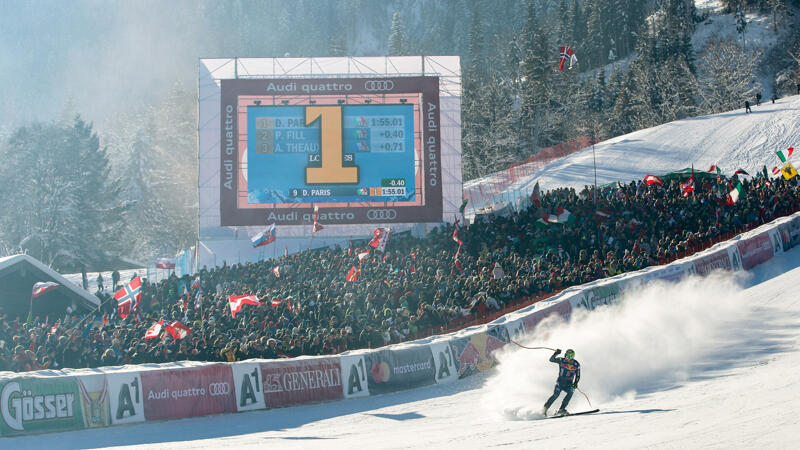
[141,364,236,421]
[260,357,343,408]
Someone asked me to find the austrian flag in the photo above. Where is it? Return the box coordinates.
[165,321,191,340]
[114,276,142,319]
[31,281,59,299]
[229,294,261,318]
[145,320,163,340]
[644,174,664,186]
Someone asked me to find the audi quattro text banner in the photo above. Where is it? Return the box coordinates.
[0,376,85,436]
[260,357,343,408]
[141,364,236,421]
[737,232,774,270]
[364,346,436,395]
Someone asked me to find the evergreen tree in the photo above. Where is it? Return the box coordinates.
[388,12,405,56]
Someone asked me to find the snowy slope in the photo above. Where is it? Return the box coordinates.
[463,94,800,216]
[8,243,800,449]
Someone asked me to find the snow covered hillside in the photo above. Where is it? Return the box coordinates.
[465,93,800,215]
[10,232,800,449]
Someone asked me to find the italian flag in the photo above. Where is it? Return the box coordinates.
[777,147,793,163]
[544,208,576,225]
[727,182,744,205]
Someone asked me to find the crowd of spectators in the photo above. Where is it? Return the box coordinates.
[1,173,798,373]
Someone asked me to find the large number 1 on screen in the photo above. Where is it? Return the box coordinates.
[305,106,359,184]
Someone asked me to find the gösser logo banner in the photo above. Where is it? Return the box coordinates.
[0,377,85,436]
[364,346,436,395]
[108,372,145,425]
[141,364,236,421]
[232,362,266,412]
[340,354,370,399]
[260,357,343,408]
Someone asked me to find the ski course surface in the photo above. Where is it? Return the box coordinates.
[6,246,800,449]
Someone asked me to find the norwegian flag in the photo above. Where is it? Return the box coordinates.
[251,223,276,247]
[368,227,392,252]
[357,249,371,261]
[558,45,577,71]
[643,174,664,186]
[155,258,176,269]
[31,281,59,299]
[164,321,191,340]
[191,277,201,290]
[273,266,281,278]
[145,320,163,339]
[229,294,261,318]
[312,205,324,233]
[346,265,360,282]
[114,276,142,319]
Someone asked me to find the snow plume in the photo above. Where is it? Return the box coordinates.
[486,271,754,420]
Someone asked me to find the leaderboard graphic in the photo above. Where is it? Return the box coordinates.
[219,76,444,226]
[247,104,416,204]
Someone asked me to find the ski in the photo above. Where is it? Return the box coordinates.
[547,409,599,419]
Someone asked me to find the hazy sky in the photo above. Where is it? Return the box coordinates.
[0,0,221,130]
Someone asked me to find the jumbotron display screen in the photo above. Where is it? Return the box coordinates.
[219,76,443,226]
[246,104,416,204]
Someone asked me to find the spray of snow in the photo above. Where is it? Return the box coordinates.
[485,270,755,420]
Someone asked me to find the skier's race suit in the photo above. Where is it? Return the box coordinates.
[544,350,581,412]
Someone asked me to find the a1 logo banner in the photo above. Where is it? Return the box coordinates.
[429,340,458,384]
[107,372,145,425]
[340,353,370,399]
[726,245,742,272]
[231,362,266,412]
[768,228,785,255]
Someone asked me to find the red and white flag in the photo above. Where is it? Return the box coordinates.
[681,167,695,198]
[32,281,59,299]
[271,298,283,307]
[145,320,163,339]
[114,276,142,319]
[558,45,577,70]
[49,324,59,335]
[368,227,392,252]
[312,205,324,233]
[155,258,176,269]
[357,249,371,261]
[273,266,281,278]
[346,265,360,282]
[165,321,191,340]
[229,294,261,318]
[643,174,664,186]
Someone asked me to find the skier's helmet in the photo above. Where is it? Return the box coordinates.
[565,349,575,360]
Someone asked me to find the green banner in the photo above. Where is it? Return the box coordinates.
[0,377,85,436]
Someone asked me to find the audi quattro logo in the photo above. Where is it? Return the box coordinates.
[208,382,230,396]
[364,80,394,91]
[367,209,397,220]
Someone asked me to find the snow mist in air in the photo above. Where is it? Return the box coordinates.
[485,271,753,420]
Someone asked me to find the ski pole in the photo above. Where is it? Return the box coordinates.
[509,338,556,351]
[576,387,593,409]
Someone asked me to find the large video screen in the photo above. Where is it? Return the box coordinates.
[247,104,416,204]
[219,76,443,226]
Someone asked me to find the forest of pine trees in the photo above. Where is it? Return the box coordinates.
[2,0,800,267]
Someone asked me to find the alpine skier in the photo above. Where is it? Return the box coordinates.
[542,348,580,416]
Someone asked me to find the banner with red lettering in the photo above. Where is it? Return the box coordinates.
[141,364,236,421]
[736,232,774,270]
[260,357,343,408]
[692,249,734,277]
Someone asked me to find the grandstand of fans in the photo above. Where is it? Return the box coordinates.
[1,174,798,373]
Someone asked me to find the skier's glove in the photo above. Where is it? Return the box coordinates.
[554,349,561,354]
[572,382,578,388]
